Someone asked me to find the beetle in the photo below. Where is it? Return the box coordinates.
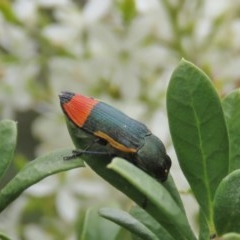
[59,91,171,182]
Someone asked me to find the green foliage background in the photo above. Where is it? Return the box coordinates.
[1,0,240,239]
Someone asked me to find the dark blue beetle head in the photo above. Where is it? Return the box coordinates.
[136,134,171,182]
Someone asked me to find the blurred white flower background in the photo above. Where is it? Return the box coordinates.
[1,0,240,239]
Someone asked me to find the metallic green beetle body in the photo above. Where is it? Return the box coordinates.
[59,91,171,181]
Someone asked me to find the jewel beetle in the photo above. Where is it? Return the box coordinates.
[59,91,171,182]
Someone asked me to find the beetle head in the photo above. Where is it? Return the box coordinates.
[136,134,171,182]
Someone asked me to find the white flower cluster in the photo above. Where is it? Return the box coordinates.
[1,0,240,239]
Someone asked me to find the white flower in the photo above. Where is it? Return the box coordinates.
[13,0,37,24]
[37,0,69,8]
[0,63,37,118]
[0,197,28,240]
[23,224,52,240]
[82,0,112,24]
[26,168,111,223]
[136,0,160,12]
[0,18,36,58]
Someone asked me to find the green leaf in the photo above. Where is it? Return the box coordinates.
[162,174,186,213]
[130,206,174,240]
[222,89,240,171]
[65,120,196,240]
[213,169,240,235]
[0,148,84,212]
[222,233,240,240]
[99,207,159,240]
[0,232,12,240]
[167,59,229,224]
[198,210,211,240]
[80,206,121,240]
[108,158,196,240]
[65,117,185,214]
[0,120,17,181]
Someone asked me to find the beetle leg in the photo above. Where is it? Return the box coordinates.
[64,149,111,160]
[64,139,111,160]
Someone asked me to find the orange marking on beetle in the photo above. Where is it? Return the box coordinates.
[94,131,137,153]
[62,94,98,127]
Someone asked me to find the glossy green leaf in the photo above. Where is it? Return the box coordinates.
[167,59,229,224]
[65,117,185,212]
[222,89,240,171]
[99,207,159,240]
[108,158,196,240]
[0,232,12,240]
[213,169,240,235]
[222,233,240,240]
[0,120,17,181]
[65,119,196,240]
[162,174,186,213]
[0,149,84,212]
[198,210,211,240]
[130,206,174,240]
[80,206,121,240]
